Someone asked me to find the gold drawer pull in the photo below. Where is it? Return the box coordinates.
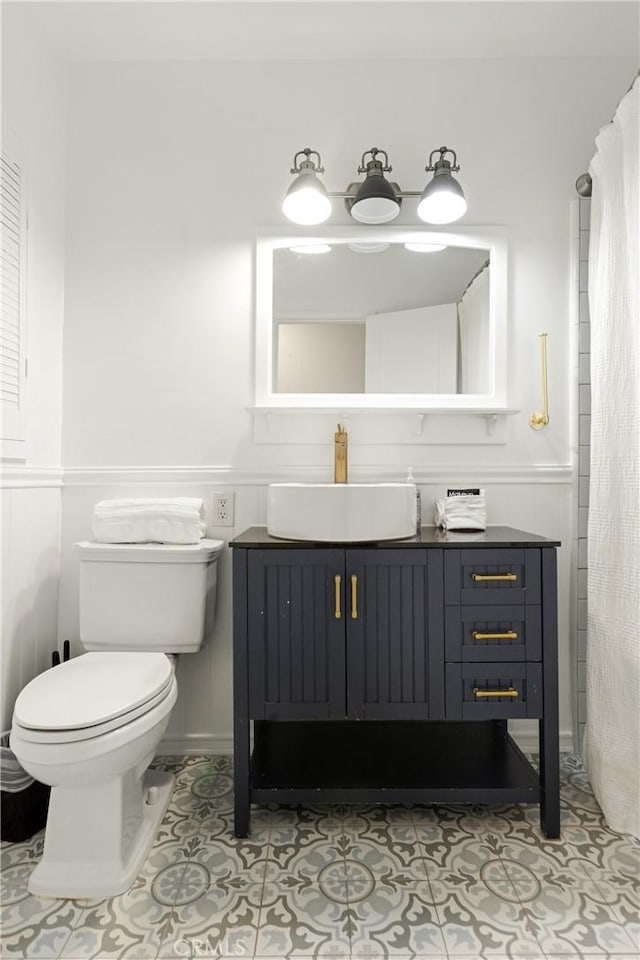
[334,575,342,619]
[472,631,519,640]
[472,573,518,582]
[473,687,519,698]
[351,574,358,619]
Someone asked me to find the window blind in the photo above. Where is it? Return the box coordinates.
[1,146,26,443]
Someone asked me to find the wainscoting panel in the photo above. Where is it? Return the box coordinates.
[59,467,574,755]
[1,484,62,730]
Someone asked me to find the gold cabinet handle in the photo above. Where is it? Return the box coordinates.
[472,573,518,582]
[334,575,342,619]
[350,574,358,619]
[473,687,519,698]
[472,631,519,640]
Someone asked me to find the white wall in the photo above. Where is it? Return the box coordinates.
[0,7,67,729]
[277,322,365,393]
[58,55,635,751]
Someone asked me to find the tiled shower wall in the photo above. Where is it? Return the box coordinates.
[576,196,591,750]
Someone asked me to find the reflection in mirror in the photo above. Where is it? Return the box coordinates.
[273,243,490,395]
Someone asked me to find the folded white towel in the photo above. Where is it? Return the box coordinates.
[93,498,204,518]
[434,492,487,531]
[92,498,206,544]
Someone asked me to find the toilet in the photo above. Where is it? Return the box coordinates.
[10,538,223,899]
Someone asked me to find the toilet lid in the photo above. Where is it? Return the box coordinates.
[14,652,173,732]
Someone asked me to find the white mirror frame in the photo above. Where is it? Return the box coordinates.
[255,225,507,411]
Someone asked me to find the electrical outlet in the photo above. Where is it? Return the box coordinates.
[212,491,235,527]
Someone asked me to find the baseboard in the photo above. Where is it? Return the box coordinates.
[157,733,234,756]
[509,720,575,755]
[159,726,575,758]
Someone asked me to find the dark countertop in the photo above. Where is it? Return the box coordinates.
[229,526,561,549]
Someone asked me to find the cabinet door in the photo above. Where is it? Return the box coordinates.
[247,550,345,720]
[345,550,444,720]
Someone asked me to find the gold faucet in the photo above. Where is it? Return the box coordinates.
[334,423,348,484]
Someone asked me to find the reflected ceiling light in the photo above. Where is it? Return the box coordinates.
[282,144,466,226]
[282,149,332,225]
[289,244,332,255]
[417,147,467,224]
[404,242,447,253]
[347,241,391,254]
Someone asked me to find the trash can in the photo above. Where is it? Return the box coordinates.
[0,732,50,842]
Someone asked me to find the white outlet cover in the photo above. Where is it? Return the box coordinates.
[212,491,235,526]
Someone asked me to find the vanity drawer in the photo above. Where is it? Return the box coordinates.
[446,662,543,720]
[445,605,541,662]
[444,549,541,606]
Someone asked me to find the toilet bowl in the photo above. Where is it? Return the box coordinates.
[10,539,223,898]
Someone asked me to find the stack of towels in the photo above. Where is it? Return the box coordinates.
[92,498,206,545]
[434,491,487,531]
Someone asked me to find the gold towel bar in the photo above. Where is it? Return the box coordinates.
[530,332,550,430]
[472,573,518,582]
[473,688,519,699]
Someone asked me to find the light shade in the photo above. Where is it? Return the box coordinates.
[350,175,400,224]
[417,173,466,224]
[282,170,332,225]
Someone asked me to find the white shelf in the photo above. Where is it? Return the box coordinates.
[249,406,520,416]
[248,407,521,443]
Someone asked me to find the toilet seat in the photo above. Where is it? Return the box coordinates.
[13,652,174,745]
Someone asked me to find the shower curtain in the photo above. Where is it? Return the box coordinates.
[457,262,490,394]
[584,77,639,838]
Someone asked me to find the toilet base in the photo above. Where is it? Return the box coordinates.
[28,769,174,899]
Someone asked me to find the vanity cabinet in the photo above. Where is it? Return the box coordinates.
[246,549,442,722]
[231,527,560,840]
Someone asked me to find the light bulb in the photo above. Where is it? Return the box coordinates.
[350,196,400,224]
[282,185,331,226]
[417,187,467,225]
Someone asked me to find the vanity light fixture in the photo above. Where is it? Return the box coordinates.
[417,147,467,224]
[282,149,332,226]
[348,149,401,224]
[282,145,467,226]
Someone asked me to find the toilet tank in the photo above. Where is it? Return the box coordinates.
[74,540,224,653]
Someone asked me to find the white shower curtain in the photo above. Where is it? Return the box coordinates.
[584,77,639,838]
[458,262,490,394]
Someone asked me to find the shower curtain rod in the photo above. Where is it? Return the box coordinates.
[458,257,490,303]
[576,70,640,196]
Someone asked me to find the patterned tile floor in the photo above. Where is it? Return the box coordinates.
[1,754,638,960]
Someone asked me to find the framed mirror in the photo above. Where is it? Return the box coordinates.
[255,226,507,410]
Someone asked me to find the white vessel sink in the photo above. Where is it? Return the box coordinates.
[267,483,417,543]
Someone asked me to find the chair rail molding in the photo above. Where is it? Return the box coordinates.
[1,465,64,488]
[61,463,572,486]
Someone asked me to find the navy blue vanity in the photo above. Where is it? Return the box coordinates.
[230,526,560,839]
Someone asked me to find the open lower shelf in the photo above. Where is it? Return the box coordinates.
[250,720,540,806]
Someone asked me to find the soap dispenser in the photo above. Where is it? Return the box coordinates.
[406,467,421,535]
